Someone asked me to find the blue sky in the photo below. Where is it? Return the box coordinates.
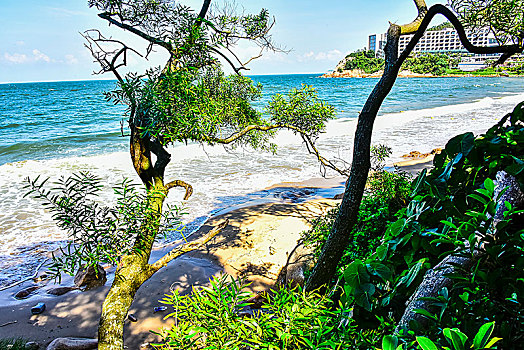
[0,0,444,83]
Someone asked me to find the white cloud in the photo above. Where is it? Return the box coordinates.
[32,49,51,63]
[65,54,79,65]
[2,49,54,64]
[4,52,29,64]
[15,41,25,46]
[298,49,342,62]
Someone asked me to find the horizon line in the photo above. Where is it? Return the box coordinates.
[0,72,325,85]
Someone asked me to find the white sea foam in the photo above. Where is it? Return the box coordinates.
[1,90,523,286]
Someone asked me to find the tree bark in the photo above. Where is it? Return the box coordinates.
[98,256,151,350]
[396,171,524,331]
[306,24,403,291]
[305,2,523,293]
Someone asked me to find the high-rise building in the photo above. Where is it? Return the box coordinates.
[369,34,376,52]
[368,25,501,63]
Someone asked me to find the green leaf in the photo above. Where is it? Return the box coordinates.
[386,218,406,238]
[416,336,438,350]
[413,308,438,321]
[449,329,467,350]
[484,178,495,195]
[368,262,392,281]
[343,260,369,288]
[473,322,495,349]
[382,335,398,350]
[445,132,475,158]
[484,337,502,348]
[376,244,389,261]
[411,168,427,197]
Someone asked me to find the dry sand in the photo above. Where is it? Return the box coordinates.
[0,160,431,348]
[0,181,342,348]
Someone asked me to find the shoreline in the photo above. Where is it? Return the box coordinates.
[320,70,523,79]
[0,160,431,347]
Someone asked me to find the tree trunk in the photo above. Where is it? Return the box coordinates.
[305,2,522,293]
[98,255,151,350]
[397,171,524,331]
[97,124,165,349]
[306,24,403,291]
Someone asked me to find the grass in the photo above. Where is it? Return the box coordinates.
[0,338,29,350]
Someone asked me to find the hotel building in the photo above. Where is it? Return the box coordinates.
[369,25,502,68]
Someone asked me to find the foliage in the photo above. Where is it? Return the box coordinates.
[267,85,335,138]
[449,0,524,45]
[344,50,385,74]
[402,54,450,75]
[24,172,182,279]
[303,147,411,274]
[153,274,370,350]
[427,21,454,32]
[0,338,29,350]
[380,321,501,349]
[336,103,524,347]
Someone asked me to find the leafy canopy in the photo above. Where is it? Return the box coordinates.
[449,0,524,45]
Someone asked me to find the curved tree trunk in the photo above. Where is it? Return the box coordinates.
[306,24,402,291]
[305,2,523,293]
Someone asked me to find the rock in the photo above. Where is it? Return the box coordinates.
[14,285,40,299]
[46,338,98,350]
[276,242,315,288]
[74,264,106,290]
[47,286,78,296]
[333,193,344,200]
[25,341,39,350]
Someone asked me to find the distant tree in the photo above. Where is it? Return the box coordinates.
[27,1,336,349]
[344,50,385,74]
[402,53,450,75]
[306,0,523,291]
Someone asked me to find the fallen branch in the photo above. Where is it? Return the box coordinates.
[148,219,228,275]
[0,320,17,327]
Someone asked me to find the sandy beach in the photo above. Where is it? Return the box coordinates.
[0,177,346,348]
[0,157,435,348]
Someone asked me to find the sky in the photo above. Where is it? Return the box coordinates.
[0,0,445,83]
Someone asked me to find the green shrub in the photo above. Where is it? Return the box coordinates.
[0,338,29,350]
[153,275,365,349]
[402,53,450,75]
[344,50,385,74]
[339,103,524,346]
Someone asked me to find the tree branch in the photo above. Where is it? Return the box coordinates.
[399,0,428,35]
[398,5,522,65]
[98,12,174,52]
[165,180,193,200]
[148,219,229,275]
[301,134,350,176]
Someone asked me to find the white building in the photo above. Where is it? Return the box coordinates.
[369,25,501,64]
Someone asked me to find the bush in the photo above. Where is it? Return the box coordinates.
[344,50,385,74]
[402,53,450,75]
[153,275,367,349]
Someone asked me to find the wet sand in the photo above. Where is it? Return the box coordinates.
[0,161,431,348]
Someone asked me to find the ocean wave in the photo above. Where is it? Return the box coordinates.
[1,78,524,286]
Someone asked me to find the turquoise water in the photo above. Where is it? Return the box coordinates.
[1,74,524,286]
[2,75,524,165]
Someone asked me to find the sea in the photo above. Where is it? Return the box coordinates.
[1,74,524,286]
